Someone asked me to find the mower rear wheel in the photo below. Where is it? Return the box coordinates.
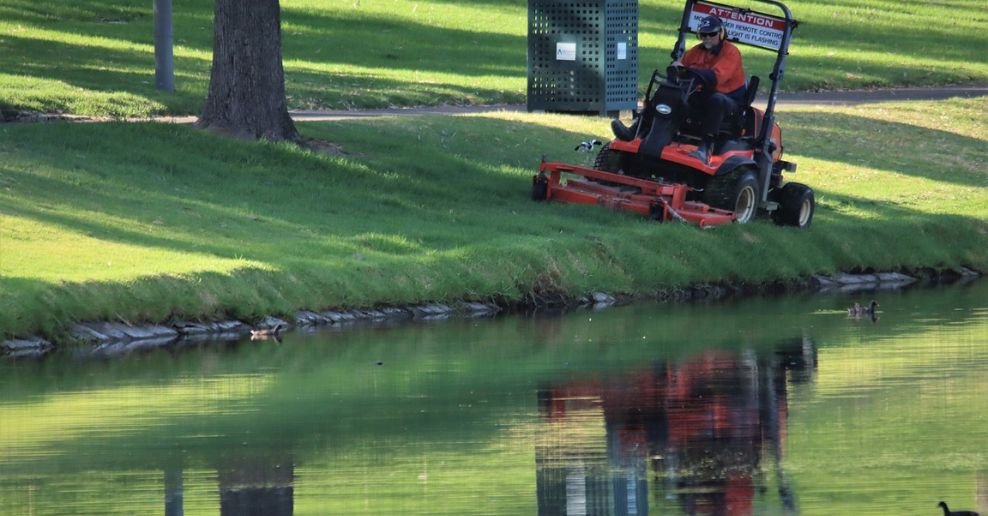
[703,168,759,224]
[771,182,815,228]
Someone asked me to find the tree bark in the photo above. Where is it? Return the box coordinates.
[197,0,298,142]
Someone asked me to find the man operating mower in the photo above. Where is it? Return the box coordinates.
[671,14,747,163]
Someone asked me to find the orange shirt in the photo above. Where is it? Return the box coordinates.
[681,40,746,95]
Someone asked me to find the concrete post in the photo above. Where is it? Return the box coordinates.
[154,0,175,91]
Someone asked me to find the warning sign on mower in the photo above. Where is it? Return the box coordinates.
[690,1,788,51]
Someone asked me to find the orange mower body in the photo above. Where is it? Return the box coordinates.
[530,0,815,229]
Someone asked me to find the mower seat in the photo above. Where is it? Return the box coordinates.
[716,76,759,137]
[734,76,759,137]
[742,76,759,108]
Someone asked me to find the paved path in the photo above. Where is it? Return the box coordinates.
[10,86,987,124]
[286,85,987,122]
[292,86,988,122]
[772,85,988,105]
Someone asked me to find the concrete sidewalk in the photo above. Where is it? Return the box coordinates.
[9,85,986,124]
[288,85,988,122]
[773,85,988,105]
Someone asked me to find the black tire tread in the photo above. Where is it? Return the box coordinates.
[703,167,759,223]
[593,143,622,173]
[771,182,814,227]
[531,176,548,201]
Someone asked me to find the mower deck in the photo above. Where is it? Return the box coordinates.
[535,161,736,227]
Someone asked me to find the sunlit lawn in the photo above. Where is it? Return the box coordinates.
[1,0,986,117]
[1,96,986,339]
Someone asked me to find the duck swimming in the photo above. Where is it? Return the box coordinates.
[938,501,979,516]
[250,323,284,342]
[847,300,879,317]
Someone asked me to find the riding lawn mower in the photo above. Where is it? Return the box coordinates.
[532,0,815,228]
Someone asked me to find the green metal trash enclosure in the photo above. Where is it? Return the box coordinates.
[527,0,639,115]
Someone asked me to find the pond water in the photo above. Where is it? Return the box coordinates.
[1,280,987,515]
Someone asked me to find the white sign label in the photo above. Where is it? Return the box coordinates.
[556,42,576,61]
[690,2,788,51]
[616,42,627,60]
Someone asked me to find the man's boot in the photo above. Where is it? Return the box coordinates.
[611,118,638,141]
[688,139,711,163]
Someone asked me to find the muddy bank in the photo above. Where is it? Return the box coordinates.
[2,266,981,359]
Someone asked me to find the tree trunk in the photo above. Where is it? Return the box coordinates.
[197,0,298,142]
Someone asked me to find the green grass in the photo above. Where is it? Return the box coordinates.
[0,0,986,117]
[1,96,986,340]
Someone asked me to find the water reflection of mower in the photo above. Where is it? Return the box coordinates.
[532,0,815,228]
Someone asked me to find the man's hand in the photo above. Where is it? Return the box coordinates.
[668,62,689,80]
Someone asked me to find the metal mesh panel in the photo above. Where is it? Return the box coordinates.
[604,1,638,107]
[528,0,638,114]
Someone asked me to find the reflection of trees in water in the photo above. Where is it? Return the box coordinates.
[535,337,816,515]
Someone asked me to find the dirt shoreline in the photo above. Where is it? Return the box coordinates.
[3,266,980,360]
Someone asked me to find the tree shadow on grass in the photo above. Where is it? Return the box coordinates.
[779,109,987,188]
[3,0,987,117]
[0,118,606,268]
[2,114,986,339]
[0,33,208,115]
[3,113,984,261]
[0,0,150,25]
[1,1,533,114]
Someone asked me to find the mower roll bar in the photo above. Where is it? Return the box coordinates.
[670,0,797,206]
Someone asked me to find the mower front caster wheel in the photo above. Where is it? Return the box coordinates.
[531,175,548,201]
[771,182,815,228]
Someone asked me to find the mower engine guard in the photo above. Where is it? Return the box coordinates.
[536,161,736,227]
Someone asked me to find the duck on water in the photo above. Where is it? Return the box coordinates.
[250,323,284,342]
[847,300,879,317]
